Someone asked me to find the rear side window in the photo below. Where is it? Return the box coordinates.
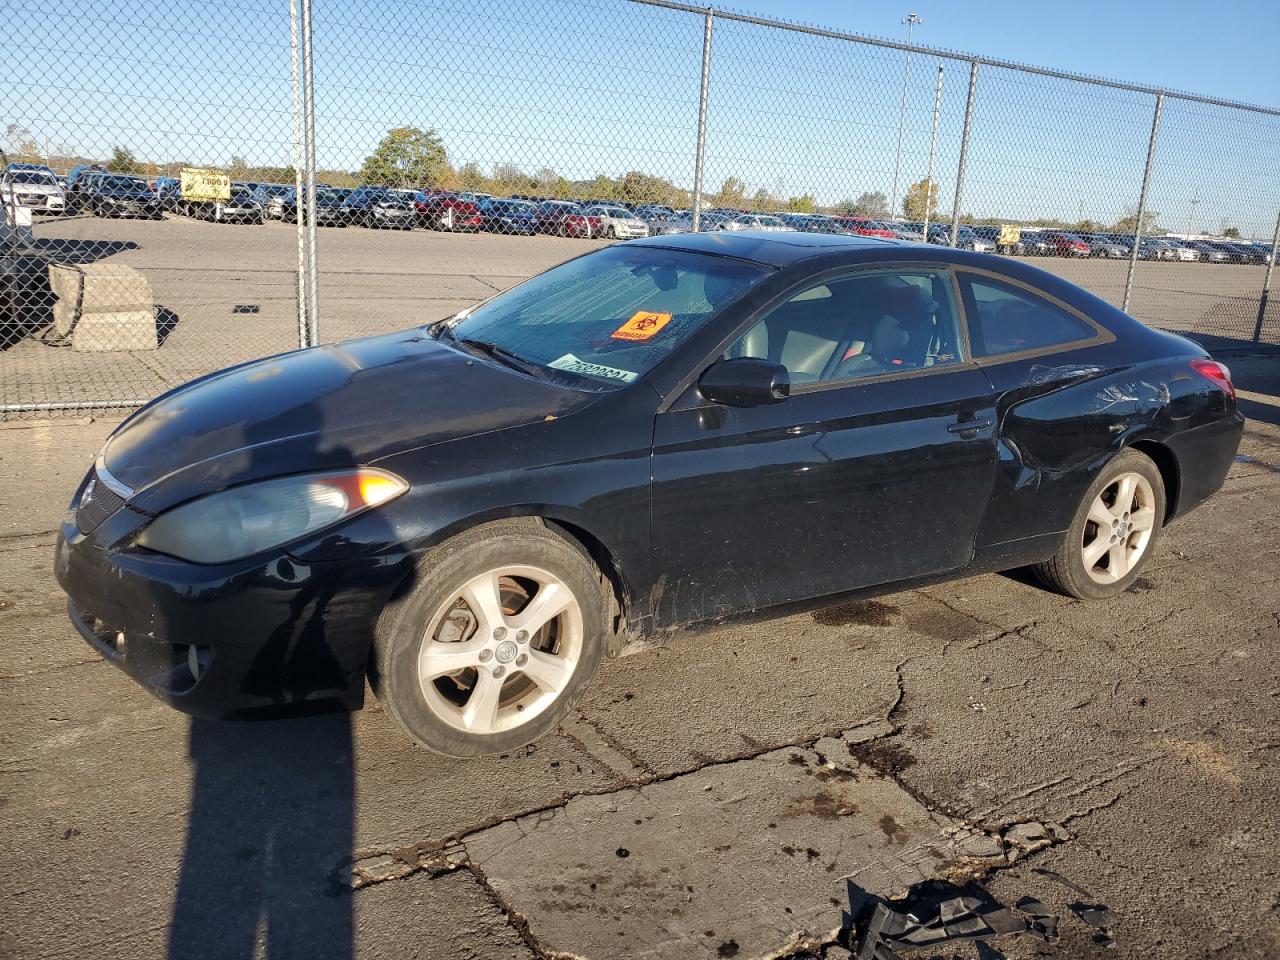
[959,274,1097,358]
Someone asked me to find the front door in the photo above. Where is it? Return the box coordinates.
[649,266,999,628]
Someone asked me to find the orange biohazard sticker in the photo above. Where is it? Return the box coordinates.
[611,310,673,342]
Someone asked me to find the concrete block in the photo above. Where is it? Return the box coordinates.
[71,308,158,351]
[77,263,153,308]
[48,262,83,301]
[49,262,154,306]
[52,300,78,338]
[48,262,158,351]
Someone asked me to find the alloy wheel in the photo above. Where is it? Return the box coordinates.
[417,565,583,735]
[1081,472,1157,584]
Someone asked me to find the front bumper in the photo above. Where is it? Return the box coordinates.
[371,208,414,224]
[54,504,409,717]
[103,199,160,216]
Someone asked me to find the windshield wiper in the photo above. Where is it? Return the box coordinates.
[455,337,548,379]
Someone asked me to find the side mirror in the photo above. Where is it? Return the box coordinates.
[698,357,790,407]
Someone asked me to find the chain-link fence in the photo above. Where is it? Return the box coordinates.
[2,0,1278,414]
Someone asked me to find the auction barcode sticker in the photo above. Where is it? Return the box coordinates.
[548,353,637,383]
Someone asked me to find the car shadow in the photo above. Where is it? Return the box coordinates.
[164,371,414,959]
[168,712,355,960]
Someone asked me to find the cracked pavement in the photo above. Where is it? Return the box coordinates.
[1,356,1278,960]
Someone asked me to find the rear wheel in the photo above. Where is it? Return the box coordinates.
[1033,449,1165,599]
[372,520,607,757]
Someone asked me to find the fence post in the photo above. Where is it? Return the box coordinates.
[1122,91,1163,314]
[300,0,320,346]
[921,65,943,236]
[949,60,978,247]
[692,7,714,233]
[1252,209,1280,343]
[288,0,307,349]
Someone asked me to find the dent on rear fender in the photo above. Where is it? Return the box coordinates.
[1001,369,1172,475]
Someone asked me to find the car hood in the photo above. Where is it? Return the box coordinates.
[104,330,596,511]
[8,183,61,194]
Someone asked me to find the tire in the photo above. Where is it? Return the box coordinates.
[1032,448,1166,600]
[372,519,608,757]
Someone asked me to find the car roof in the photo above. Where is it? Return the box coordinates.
[630,229,903,266]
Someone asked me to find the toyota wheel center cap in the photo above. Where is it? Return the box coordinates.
[495,640,518,664]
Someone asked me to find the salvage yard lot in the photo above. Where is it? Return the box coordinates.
[3,213,1273,410]
[1,378,1278,958]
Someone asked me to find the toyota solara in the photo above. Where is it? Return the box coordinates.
[55,232,1243,756]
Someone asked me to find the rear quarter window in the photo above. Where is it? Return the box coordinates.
[959,273,1098,358]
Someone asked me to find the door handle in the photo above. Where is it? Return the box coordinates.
[947,417,993,436]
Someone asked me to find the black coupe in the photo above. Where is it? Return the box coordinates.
[56,232,1243,756]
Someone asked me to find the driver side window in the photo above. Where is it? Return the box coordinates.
[725,268,964,386]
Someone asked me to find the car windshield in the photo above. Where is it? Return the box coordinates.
[101,176,144,190]
[8,171,56,185]
[441,246,770,389]
[258,184,290,197]
[756,216,786,227]
[600,207,631,218]
[316,188,346,201]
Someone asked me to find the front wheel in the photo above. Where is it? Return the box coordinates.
[1032,448,1165,599]
[372,520,608,757]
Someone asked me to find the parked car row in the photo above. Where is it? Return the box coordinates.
[5,163,1272,263]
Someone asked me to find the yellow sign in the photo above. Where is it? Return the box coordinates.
[180,167,230,202]
[612,311,673,342]
[998,224,1021,246]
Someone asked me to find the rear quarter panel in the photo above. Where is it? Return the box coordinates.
[973,333,1230,549]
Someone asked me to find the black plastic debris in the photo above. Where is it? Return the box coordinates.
[845,879,1059,960]
[1033,867,1119,948]
[231,304,260,314]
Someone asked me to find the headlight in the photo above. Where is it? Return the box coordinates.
[135,468,407,564]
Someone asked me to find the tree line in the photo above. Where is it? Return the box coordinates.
[8,123,1207,234]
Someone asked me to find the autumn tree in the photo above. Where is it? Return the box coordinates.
[1112,208,1160,235]
[850,191,889,217]
[5,123,41,159]
[1223,226,1240,238]
[901,178,938,220]
[359,126,448,188]
[786,194,816,213]
[711,176,747,209]
[108,146,141,174]
[457,161,486,192]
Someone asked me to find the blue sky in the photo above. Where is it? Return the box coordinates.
[4,0,1278,236]
[742,1,1280,107]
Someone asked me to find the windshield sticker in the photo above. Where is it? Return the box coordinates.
[548,353,638,383]
[611,310,673,342]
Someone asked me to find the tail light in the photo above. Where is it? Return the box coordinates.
[1190,358,1235,399]
[414,200,427,212]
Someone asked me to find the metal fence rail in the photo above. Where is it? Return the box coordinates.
[2,0,1278,415]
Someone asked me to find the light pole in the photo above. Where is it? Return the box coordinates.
[890,12,923,220]
[1185,192,1200,238]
